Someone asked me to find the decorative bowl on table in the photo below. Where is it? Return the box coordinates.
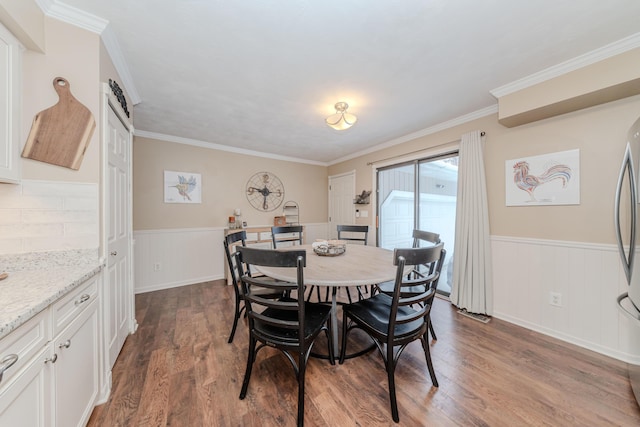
[312,240,347,256]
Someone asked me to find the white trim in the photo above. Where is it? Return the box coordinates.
[134,275,222,295]
[42,0,108,34]
[490,234,618,252]
[38,1,142,105]
[370,141,461,170]
[490,32,640,98]
[328,169,357,180]
[101,26,141,105]
[328,105,497,166]
[134,130,327,166]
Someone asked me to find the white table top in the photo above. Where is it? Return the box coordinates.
[256,244,398,287]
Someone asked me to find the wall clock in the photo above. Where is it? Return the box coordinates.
[245,172,285,212]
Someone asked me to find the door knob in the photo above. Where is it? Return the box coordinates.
[110,251,117,256]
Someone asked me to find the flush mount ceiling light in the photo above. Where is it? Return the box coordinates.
[326,102,357,130]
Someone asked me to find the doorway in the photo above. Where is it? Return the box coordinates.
[377,153,458,295]
[328,171,355,239]
[103,92,135,369]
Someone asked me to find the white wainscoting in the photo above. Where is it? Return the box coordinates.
[133,229,637,364]
[492,235,640,365]
[133,223,329,294]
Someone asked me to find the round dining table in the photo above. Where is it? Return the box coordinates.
[256,243,399,352]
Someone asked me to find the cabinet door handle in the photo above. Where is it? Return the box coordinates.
[110,251,117,256]
[58,340,71,349]
[44,354,58,364]
[75,294,90,306]
[0,354,18,383]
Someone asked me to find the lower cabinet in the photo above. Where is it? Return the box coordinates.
[53,298,99,427]
[0,275,101,427]
[0,346,51,426]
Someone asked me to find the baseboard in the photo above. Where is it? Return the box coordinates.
[134,274,222,294]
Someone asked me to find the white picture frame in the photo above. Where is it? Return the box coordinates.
[164,170,202,204]
[505,149,580,206]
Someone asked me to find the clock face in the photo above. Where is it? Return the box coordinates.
[246,172,285,212]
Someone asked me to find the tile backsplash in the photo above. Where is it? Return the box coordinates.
[0,180,99,254]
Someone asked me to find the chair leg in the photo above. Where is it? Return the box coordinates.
[420,334,439,387]
[339,312,349,364]
[239,336,257,399]
[345,288,353,304]
[386,347,400,423]
[297,352,306,427]
[305,285,316,302]
[227,293,241,343]
[325,324,335,365]
[429,318,437,341]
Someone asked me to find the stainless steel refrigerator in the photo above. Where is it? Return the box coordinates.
[615,114,640,406]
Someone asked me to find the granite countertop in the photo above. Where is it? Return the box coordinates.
[0,249,104,340]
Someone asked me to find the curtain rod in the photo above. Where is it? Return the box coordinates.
[366,131,485,166]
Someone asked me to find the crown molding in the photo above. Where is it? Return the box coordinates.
[101,25,141,104]
[134,130,329,167]
[491,32,640,98]
[37,1,141,105]
[39,0,107,33]
[328,104,498,166]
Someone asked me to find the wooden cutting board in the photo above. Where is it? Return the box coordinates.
[22,77,96,170]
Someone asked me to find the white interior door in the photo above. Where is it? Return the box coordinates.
[106,100,133,368]
[328,172,355,239]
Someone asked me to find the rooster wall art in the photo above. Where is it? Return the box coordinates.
[512,161,572,202]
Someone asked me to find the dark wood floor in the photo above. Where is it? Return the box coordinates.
[88,280,640,426]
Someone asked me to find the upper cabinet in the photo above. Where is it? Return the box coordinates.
[0,22,21,183]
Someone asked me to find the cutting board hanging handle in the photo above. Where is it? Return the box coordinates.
[53,77,70,95]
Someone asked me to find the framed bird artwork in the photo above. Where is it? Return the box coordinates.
[164,170,202,203]
[505,149,580,206]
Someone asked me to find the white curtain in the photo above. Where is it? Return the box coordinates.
[450,130,493,315]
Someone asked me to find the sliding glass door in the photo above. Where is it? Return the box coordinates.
[377,153,458,296]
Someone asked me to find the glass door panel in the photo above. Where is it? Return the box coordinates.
[418,155,458,295]
[377,163,415,250]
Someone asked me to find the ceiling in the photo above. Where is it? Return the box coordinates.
[55,0,640,164]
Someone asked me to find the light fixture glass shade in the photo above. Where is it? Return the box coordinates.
[326,102,357,130]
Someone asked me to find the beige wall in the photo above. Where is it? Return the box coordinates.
[0,0,45,52]
[133,137,328,230]
[329,95,640,245]
[21,17,101,183]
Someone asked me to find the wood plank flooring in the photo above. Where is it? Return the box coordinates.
[87,280,640,426]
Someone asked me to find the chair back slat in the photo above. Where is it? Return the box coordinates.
[412,229,441,247]
[235,246,307,345]
[271,225,304,248]
[224,230,247,286]
[388,243,445,335]
[337,224,368,244]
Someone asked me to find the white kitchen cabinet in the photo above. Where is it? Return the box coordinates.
[53,298,99,427]
[0,22,22,183]
[0,274,101,426]
[0,310,51,427]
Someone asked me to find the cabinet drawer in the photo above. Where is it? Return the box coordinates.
[0,310,49,389]
[51,277,98,337]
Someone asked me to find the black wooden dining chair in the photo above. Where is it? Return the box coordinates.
[375,241,446,341]
[235,246,334,427]
[337,224,369,244]
[223,231,284,343]
[337,224,371,302]
[339,245,443,423]
[271,225,303,248]
[411,229,441,247]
